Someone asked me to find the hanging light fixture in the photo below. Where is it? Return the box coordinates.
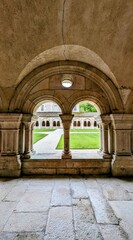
[62,75,73,88]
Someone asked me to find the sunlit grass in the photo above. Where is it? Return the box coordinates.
[33,133,48,144]
[34,128,56,133]
[70,128,99,132]
[56,133,100,149]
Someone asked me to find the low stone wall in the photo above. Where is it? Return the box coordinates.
[22,158,111,176]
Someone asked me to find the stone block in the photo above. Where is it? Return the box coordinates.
[112,156,133,176]
[109,201,133,240]
[70,180,88,198]
[3,212,47,232]
[0,156,21,177]
[51,182,71,206]
[103,185,131,201]
[57,168,79,175]
[80,167,110,175]
[0,232,44,240]
[0,202,17,231]
[44,207,74,240]
[87,189,118,224]
[22,168,57,175]
[73,199,103,240]
[15,192,51,212]
[99,224,128,240]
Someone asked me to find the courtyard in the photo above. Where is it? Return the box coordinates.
[0,177,133,240]
[33,128,100,155]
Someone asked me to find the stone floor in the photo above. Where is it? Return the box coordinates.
[0,177,133,240]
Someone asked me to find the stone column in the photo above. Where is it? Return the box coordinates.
[101,115,111,159]
[132,129,133,154]
[111,114,133,176]
[31,122,35,153]
[0,113,22,177]
[98,122,103,152]
[22,114,33,159]
[60,114,74,159]
[108,123,114,154]
[111,114,132,156]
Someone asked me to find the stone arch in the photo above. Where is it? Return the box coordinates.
[9,61,123,114]
[0,88,8,111]
[69,94,107,114]
[125,90,133,113]
[8,45,125,167]
[17,45,118,87]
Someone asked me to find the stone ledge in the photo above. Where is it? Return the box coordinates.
[22,158,111,176]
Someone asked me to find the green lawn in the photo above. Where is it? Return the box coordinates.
[34,128,56,133]
[56,133,100,149]
[33,133,48,144]
[70,128,99,133]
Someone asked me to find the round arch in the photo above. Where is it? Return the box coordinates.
[33,99,62,114]
[69,94,109,114]
[125,90,133,113]
[9,62,123,114]
[17,45,118,87]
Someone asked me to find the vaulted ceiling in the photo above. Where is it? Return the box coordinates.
[0,0,132,89]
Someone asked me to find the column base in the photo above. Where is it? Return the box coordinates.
[0,155,21,177]
[97,150,111,159]
[62,151,72,159]
[23,152,31,159]
[103,153,112,159]
[111,155,133,176]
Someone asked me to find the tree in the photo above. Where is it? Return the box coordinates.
[79,102,97,112]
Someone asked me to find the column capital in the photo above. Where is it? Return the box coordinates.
[0,113,22,129]
[22,113,33,123]
[100,114,111,124]
[59,114,74,122]
[110,113,133,129]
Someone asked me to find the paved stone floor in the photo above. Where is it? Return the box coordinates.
[0,177,133,240]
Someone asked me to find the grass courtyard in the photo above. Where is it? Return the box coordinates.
[33,128,100,149]
[33,133,48,144]
[33,128,56,144]
[34,128,56,132]
[56,133,100,149]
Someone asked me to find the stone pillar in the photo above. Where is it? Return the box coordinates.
[31,115,38,154]
[132,129,133,154]
[101,115,111,159]
[0,113,22,177]
[108,123,114,154]
[111,114,133,176]
[98,122,103,152]
[60,114,74,159]
[31,122,35,153]
[22,114,33,159]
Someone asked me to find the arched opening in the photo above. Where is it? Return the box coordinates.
[36,121,39,127]
[42,121,45,127]
[32,100,63,158]
[9,43,125,176]
[70,100,101,158]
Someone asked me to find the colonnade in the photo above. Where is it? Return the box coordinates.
[0,113,132,176]
[35,118,98,129]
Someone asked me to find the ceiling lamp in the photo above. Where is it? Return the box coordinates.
[62,75,73,88]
